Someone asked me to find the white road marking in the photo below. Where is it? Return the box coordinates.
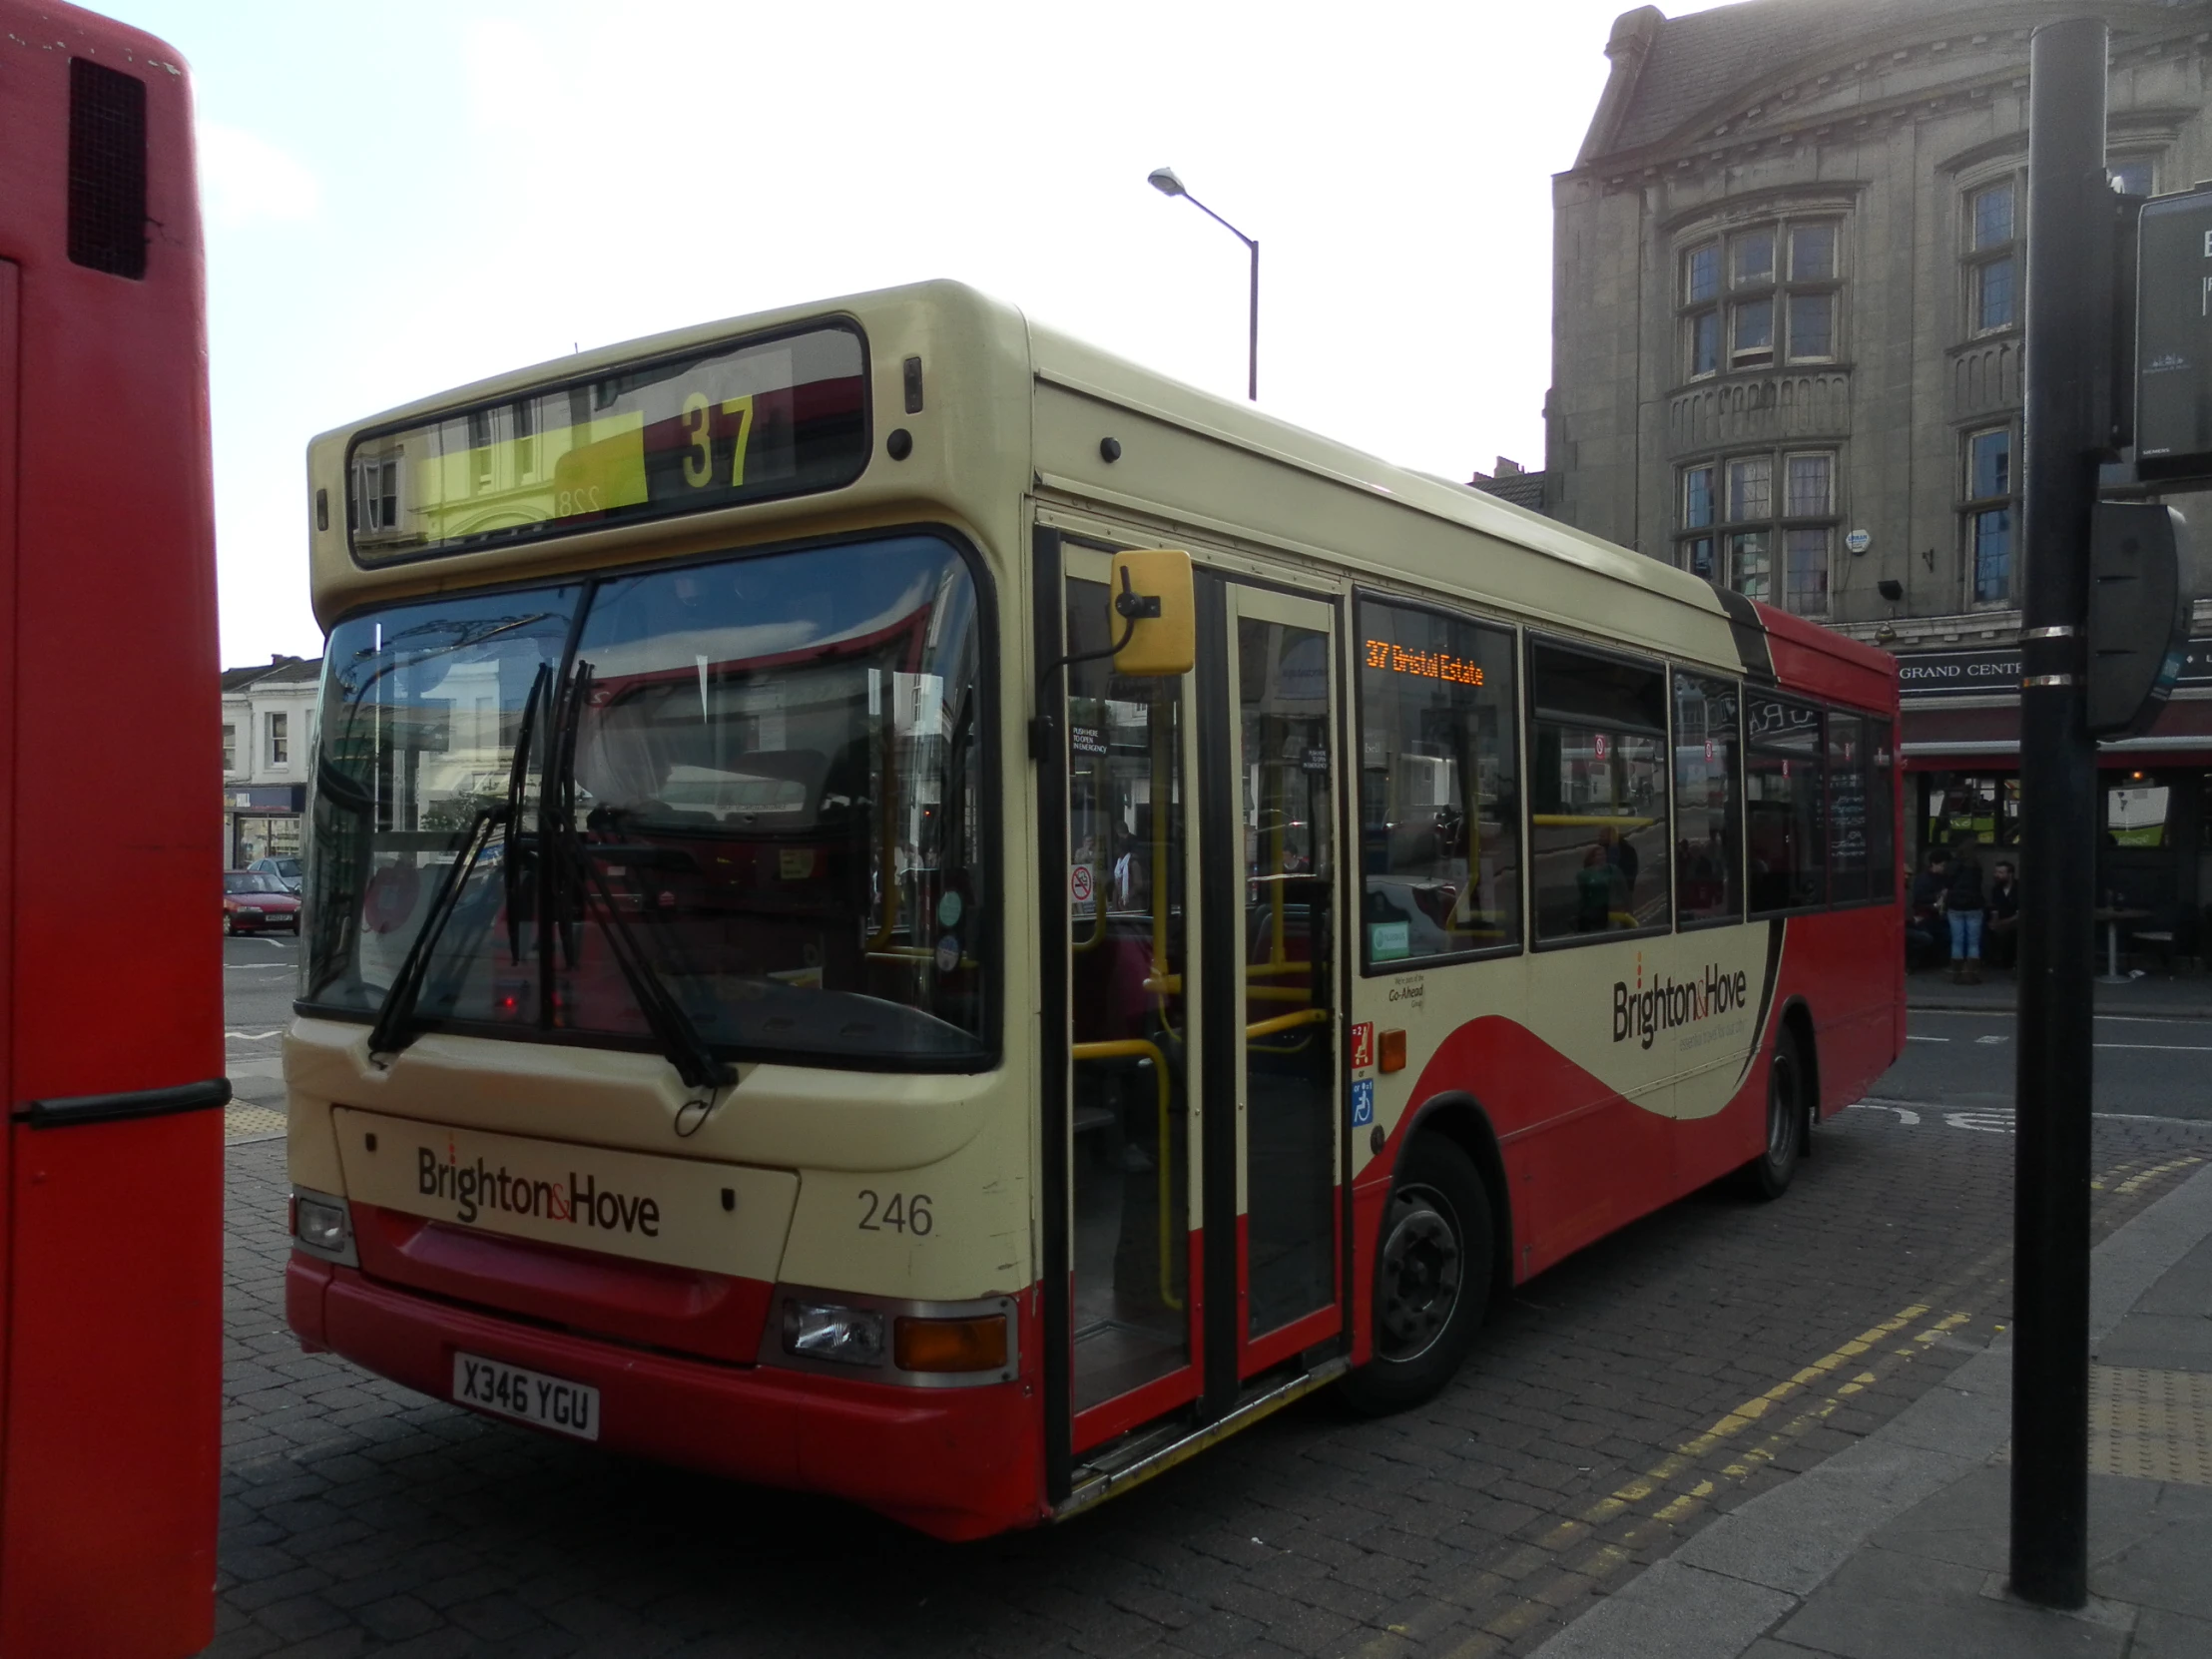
[2094,1042,2212,1053]
[1975,1035,2007,1045]
[1907,1035,1949,1043]
[1914,1009,2212,1028]
[1852,1103,1922,1125]
[1854,1097,2212,1130]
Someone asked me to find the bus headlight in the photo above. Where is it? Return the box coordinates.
[291,1188,356,1266]
[782,1300,885,1366]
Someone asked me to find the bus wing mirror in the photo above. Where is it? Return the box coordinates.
[1108,550,1195,678]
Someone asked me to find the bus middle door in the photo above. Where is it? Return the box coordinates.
[1201,579,1345,1404]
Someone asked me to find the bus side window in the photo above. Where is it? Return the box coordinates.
[1827,713,1870,904]
[1355,598,1521,966]
[1867,720,1897,900]
[1526,641,1672,942]
[1746,694,1827,913]
[1672,672,1743,924]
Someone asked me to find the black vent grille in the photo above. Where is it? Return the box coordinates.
[68,59,148,278]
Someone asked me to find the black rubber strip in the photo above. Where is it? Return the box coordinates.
[15,1076,234,1129]
[1712,588,1776,684]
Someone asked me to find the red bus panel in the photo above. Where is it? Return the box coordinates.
[0,7,223,1654]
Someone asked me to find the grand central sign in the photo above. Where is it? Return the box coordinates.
[1895,637,2212,700]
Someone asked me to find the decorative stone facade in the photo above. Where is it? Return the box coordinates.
[1548,0,2212,647]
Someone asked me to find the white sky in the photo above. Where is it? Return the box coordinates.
[106,0,1731,666]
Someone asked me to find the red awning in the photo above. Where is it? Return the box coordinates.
[1900,697,2212,769]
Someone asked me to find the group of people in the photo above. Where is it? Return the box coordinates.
[1907,843,2020,980]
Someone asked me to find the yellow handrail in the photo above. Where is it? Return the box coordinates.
[1530,813,1658,830]
[1245,1007,1329,1041]
[1068,1037,1181,1312]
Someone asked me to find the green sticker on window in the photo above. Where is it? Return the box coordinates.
[1369,921,1410,962]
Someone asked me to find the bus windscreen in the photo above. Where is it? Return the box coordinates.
[346,324,868,563]
[303,534,990,1068]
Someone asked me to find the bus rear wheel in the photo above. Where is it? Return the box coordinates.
[1340,1133,1491,1416]
[1739,1028,1806,1201]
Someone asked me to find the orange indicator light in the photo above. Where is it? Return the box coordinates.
[893,1314,1008,1374]
[1379,1029,1407,1073]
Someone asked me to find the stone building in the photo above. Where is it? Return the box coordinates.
[222,654,320,868]
[1549,0,2212,949]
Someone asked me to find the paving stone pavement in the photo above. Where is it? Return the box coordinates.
[208,1108,2212,1659]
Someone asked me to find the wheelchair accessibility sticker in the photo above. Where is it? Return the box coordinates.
[1350,1078,1375,1127]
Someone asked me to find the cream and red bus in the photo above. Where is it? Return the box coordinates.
[283,280,1903,1540]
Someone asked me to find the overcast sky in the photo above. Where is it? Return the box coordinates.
[106,0,1731,666]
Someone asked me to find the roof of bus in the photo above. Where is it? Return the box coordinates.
[307,278,1895,703]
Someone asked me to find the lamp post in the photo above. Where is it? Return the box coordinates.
[1148,167,1258,401]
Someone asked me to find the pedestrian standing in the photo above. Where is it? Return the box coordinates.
[1945,841,1987,983]
[1985,859,2020,971]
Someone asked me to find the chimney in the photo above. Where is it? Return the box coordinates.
[1493,457,1524,477]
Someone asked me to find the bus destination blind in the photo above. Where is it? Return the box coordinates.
[347,323,867,562]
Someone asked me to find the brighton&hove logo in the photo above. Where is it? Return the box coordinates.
[418,1141,662,1238]
[1612,956,1750,1050]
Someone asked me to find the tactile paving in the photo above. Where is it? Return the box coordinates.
[2087,1365,2212,1485]
[224,1103,287,1143]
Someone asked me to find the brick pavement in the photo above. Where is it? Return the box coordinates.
[206,1109,2212,1659]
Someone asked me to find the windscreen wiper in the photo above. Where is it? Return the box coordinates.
[502,664,552,968]
[365,803,504,1062]
[542,662,731,1096]
[365,666,554,1059]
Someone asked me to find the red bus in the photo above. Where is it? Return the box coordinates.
[284,283,1902,1538]
[0,3,225,1651]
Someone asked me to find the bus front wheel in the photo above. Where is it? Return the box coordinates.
[1341,1133,1492,1416]
[1740,1028,1807,1201]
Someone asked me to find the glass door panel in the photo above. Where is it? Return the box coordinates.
[1064,569,1196,1434]
[1227,588,1342,1367]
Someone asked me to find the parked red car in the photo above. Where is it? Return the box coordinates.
[224,869,300,934]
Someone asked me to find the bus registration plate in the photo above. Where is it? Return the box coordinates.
[452,1353,599,1441]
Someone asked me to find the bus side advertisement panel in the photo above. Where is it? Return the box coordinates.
[1356,923,1786,1283]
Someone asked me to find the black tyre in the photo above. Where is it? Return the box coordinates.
[1738,1027,1806,1201]
[1340,1132,1492,1415]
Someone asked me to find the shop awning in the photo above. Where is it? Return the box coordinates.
[1900,695,2212,766]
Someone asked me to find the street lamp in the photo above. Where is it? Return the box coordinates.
[1148,167,1259,401]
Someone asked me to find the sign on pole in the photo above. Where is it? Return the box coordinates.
[2136,187,2212,483]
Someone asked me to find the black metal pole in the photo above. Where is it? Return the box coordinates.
[1248,239,1260,402]
[2010,15,2107,1612]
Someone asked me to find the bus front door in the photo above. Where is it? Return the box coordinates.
[1060,555,1203,1454]
[1206,582,1343,1400]
[1052,554,1345,1481]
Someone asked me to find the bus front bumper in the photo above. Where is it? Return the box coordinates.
[286,1254,1046,1541]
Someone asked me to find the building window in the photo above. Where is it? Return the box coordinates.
[1678,464,1717,579]
[267,711,288,769]
[223,724,237,773]
[1963,427,2013,604]
[1966,179,2018,335]
[1680,217,1843,381]
[2110,157,2154,198]
[1676,449,1837,613]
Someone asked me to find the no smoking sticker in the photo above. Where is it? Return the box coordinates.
[1070,864,1095,915]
